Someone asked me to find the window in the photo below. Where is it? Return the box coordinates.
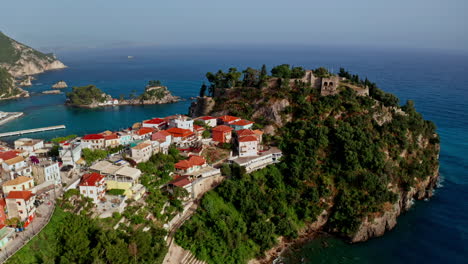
[17,202,21,206]
[90,190,93,194]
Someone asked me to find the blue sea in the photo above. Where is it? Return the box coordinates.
[0,45,466,263]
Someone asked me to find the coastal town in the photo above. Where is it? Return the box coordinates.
[0,113,282,260]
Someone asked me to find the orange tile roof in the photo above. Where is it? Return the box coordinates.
[238,135,258,142]
[175,155,206,170]
[219,115,240,123]
[4,156,25,166]
[7,190,34,201]
[236,129,255,137]
[253,129,264,135]
[231,119,254,126]
[136,127,154,136]
[166,127,194,138]
[104,134,119,140]
[212,125,233,132]
[2,176,32,186]
[169,175,191,187]
[132,142,152,150]
[193,125,205,131]
[152,130,171,142]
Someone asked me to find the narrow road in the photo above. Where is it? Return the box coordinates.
[0,187,61,263]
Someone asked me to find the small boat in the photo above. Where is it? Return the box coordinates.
[127,56,134,59]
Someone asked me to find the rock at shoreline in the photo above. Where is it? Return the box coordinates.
[18,76,35,87]
[52,81,68,89]
[42,89,61,94]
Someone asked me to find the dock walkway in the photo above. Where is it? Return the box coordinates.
[0,125,66,137]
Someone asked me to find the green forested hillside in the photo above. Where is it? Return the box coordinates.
[176,66,439,264]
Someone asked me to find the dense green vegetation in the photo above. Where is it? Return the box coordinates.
[179,67,439,263]
[8,207,168,264]
[0,67,16,96]
[0,32,20,64]
[66,85,106,105]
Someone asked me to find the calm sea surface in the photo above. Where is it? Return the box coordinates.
[0,45,466,263]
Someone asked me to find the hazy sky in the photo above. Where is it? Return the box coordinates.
[1,0,467,52]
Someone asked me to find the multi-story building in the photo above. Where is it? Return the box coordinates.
[131,142,153,163]
[2,176,35,195]
[81,134,105,149]
[167,115,193,131]
[212,125,233,143]
[142,118,167,129]
[0,151,32,179]
[151,130,172,154]
[59,142,82,166]
[104,133,120,148]
[218,115,240,125]
[31,160,61,185]
[174,155,207,175]
[14,138,44,154]
[90,160,142,198]
[238,135,258,157]
[6,190,36,227]
[132,127,154,141]
[196,116,217,127]
[79,173,106,204]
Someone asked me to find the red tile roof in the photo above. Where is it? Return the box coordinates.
[143,118,166,125]
[169,175,191,188]
[231,119,254,126]
[136,127,154,136]
[175,155,206,170]
[199,116,216,120]
[166,127,194,138]
[0,198,5,207]
[236,129,255,137]
[152,130,171,142]
[82,134,104,140]
[219,115,240,123]
[0,151,18,161]
[193,125,205,131]
[6,190,34,201]
[238,135,258,142]
[104,134,119,140]
[212,125,233,132]
[79,172,105,187]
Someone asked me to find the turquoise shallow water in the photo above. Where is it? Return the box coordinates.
[0,46,466,263]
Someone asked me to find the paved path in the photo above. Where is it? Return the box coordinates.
[0,188,61,263]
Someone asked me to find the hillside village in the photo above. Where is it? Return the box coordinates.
[0,113,282,251]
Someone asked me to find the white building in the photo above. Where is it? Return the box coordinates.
[151,131,172,154]
[196,116,217,127]
[231,147,283,173]
[2,176,35,196]
[131,142,153,163]
[79,173,106,204]
[59,142,82,166]
[6,191,36,226]
[14,138,44,154]
[81,134,105,149]
[238,135,258,157]
[1,155,32,179]
[168,115,194,131]
[31,161,61,185]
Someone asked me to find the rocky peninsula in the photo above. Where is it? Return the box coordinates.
[178,65,440,264]
[0,31,66,78]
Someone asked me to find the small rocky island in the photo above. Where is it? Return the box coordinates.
[52,80,68,89]
[65,80,180,108]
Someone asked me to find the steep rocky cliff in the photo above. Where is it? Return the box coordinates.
[0,67,29,100]
[0,31,66,77]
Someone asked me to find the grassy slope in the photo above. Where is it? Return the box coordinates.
[7,208,67,264]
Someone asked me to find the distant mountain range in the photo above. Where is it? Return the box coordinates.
[0,31,66,77]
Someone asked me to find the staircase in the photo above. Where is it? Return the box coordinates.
[180,251,206,264]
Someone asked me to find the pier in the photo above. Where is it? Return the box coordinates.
[0,125,66,138]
